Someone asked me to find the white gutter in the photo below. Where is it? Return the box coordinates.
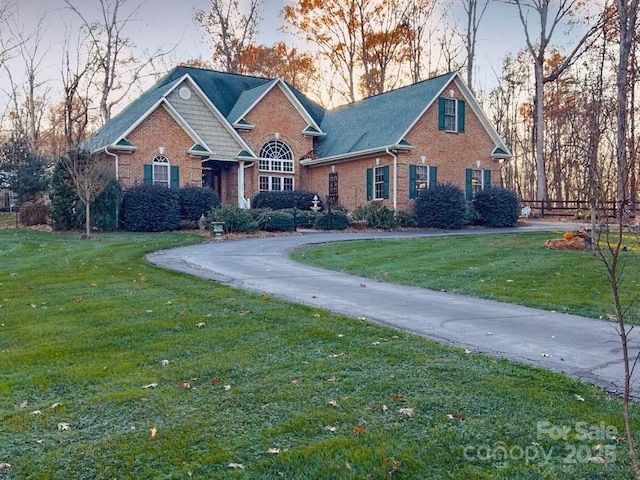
[386,146,398,211]
[104,146,119,224]
[300,143,413,167]
[104,146,119,181]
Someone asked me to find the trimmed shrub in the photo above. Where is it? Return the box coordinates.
[291,209,318,228]
[77,179,122,231]
[252,190,321,210]
[352,203,398,229]
[257,211,295,232]
[414,183,467,229]
[49,162,79,231]
[314,210,349,230]
[19,205,49,226]
[121,184,181,232]
[207,204,258,234]
[179,187,220,221]
[396,210,418,228]
[472,187,520,227]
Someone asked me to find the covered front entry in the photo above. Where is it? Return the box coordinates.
[202,159,223,196]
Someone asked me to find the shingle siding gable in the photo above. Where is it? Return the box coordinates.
[166,83,245,160]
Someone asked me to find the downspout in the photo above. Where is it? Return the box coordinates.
[104,146,119,225]
[386,146,397,211]
[237,160,247,208]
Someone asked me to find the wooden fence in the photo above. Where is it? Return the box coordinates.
[520,200,617,219]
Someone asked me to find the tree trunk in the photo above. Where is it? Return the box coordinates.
[85,198,91,238]
[534,62,547,204]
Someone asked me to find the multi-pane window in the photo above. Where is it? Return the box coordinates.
[153,155,169,187]
[415,165,429,195]
[258,139,294,191]
[471,168,483,196]
[259,140,294,172]
[374,165,386,200]
[444,98,457,132]
[259,175,294,192]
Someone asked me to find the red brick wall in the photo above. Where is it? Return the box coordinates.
[239,85,315,200]
[306,82,501,213]
[116,105,204,190]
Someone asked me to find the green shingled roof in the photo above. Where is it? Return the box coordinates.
[82,66,325,154]
[315,72,454,158]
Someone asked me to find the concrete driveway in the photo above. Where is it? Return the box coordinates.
[147,222,640,398]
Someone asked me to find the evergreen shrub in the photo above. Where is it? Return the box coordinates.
[179,187,220,221]
[207,204,258,234]
[252,190,320,210]
[121,184,181,232]
[414,183,467,229]
[314,210,349,230]
[472,187,520,227]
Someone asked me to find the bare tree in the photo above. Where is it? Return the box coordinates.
[58,149,113,238]
[508,0,605,205]
[462,0,490,91]
[606,1,640,476]
[60,24,98,150]
[195,0,263,74]
[65,0,170,124]
[403,0,440,83]
[2,15,51,154]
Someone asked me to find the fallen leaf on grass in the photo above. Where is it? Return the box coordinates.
[0,463,10,469]
[327,400,339,408]
[326,374,336,382]
[575,394,585,402]
[588,456,607,463]
[353,425,366,434]
[211,377,221,385]
[224,385,232,391]
[446,412,467,420]
[177,382,192,389]
[324,425,337,432]
[399,408,415,418]
[227,463,245,470]
[160,359,170,367]
[57,423,70,431]
[50,402,60,410]
[142,383,158,389]
[30,410,41,415]
[150,426,157,438]
[390,393,405,402]
[268,448,280,454]
[195,322,206,328]
[19,400,28,409]
[382,404,389,413]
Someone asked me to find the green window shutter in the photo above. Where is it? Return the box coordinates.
[366,168,373,200]
[170,165,179,189]
[382,165,390,199]
[143,164,152,184]
[429,165,438,188]
[438,97,446,131]
[483,169,491,190]
[409,164,417,199]
[465,168,473,201]
[458,99,466,133]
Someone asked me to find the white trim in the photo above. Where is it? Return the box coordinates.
[300,143,413,167]
[230,78,325,136]
[397,72,512,158]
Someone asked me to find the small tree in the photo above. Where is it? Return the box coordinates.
[57,149,113,238]
[0,135,50,205]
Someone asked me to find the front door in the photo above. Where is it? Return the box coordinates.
[202,161,222,196]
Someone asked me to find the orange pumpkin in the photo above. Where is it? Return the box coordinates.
[564,232,574,240]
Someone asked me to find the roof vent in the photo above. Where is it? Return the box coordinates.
[179,86,192,100]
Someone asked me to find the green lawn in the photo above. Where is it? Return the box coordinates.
[0,229,637,479]
[290,231,636,320]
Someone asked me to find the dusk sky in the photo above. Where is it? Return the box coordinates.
[1,0,590,109]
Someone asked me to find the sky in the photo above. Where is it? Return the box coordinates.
[0,0,589,112]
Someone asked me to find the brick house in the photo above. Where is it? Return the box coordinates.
[83,66,511,212]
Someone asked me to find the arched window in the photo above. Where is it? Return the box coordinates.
[259,140,294,173]
[258,140,295,192]
[152,155,170,187]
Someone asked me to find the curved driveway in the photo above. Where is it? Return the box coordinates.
[147,222,639,398]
